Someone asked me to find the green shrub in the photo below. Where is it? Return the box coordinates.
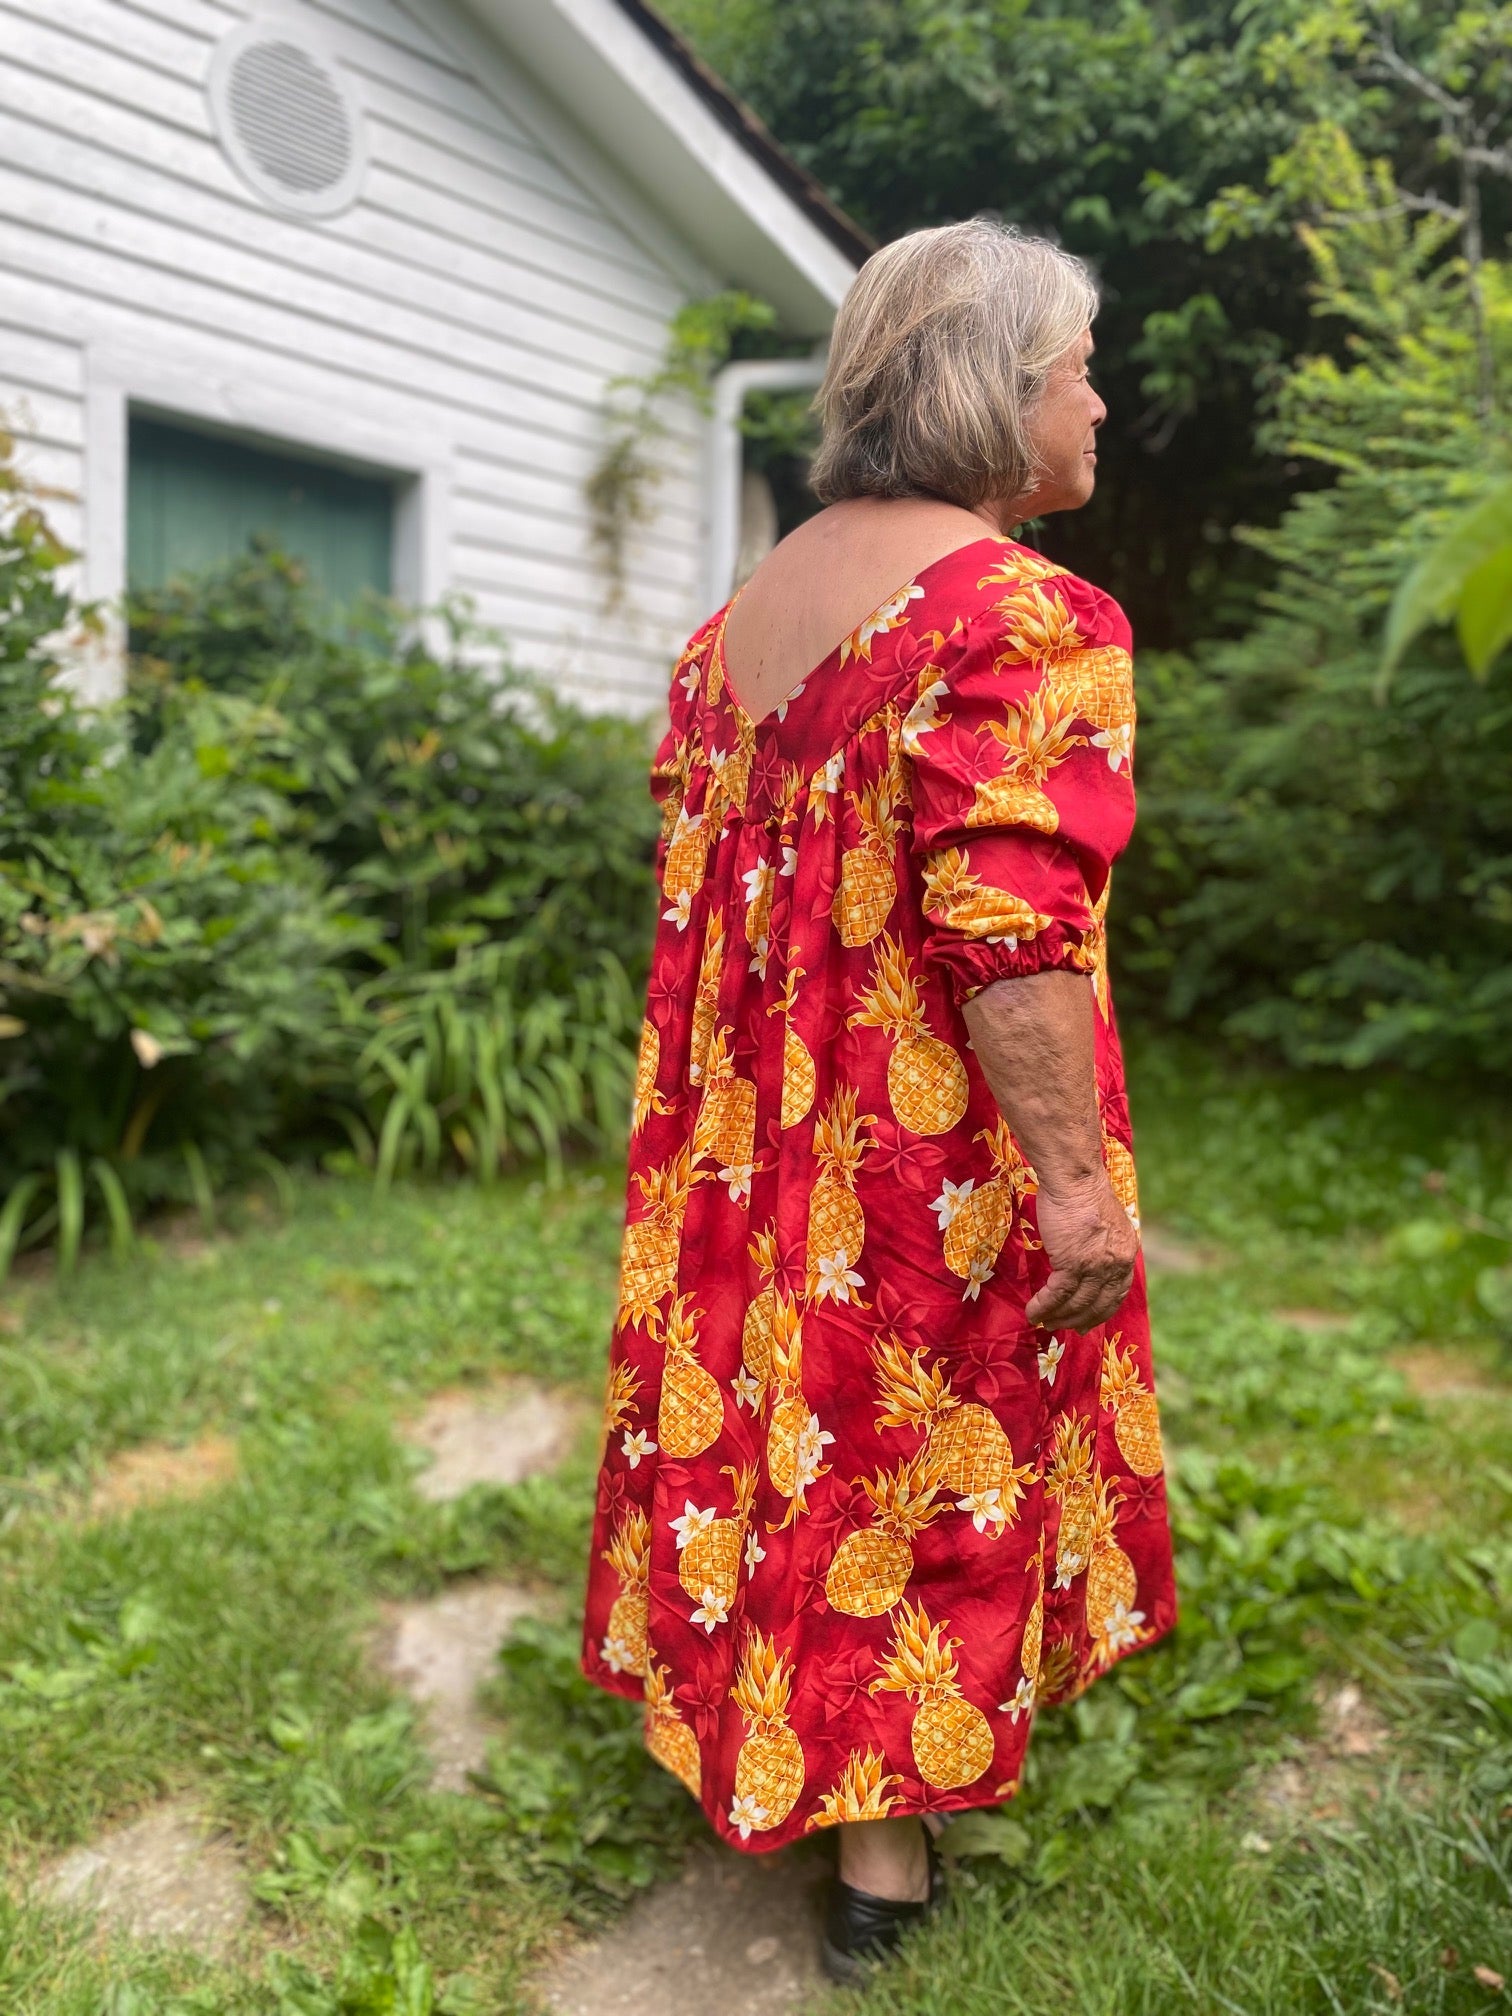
[0,456,658,1266]
[1120,136,1512,1073]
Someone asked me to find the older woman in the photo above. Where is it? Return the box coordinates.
[581,219,1176,1981]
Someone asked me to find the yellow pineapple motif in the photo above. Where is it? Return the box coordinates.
[743,855,775,979]
[834,776,900,947]
[968,681,1086,834]
[600,1358,641,1458]
[825,1450,946,1617]
[738,1225,780,1408]
[688,905,725,1090]
[1085,1480,1147,1667]
[662,801,711,930]
[644,1658,701,1797]
[806,1748,903,1830]
[768,965,815,1130]
[806,1086,874,1300]
[766,1293,833,1528]
[1084,879,1113,1019]
[838,581,925,665]
[707,713,755,816]
[978,551,1070,592]
[618,1145,698,1333]
[657,1295,725,1460]
[921,847,1054,948]
[676,1462,757,1614]
[600,1508,650,1677]
[1101,1334,1163,1476]
[871,1600,994,1791]
[1021,1536,1047,1701]
[691,1025,755,1187]
[1084,1477,1138,1626]
[991,582,1084,673]
[932,1117,1038,1300]
[871,1337,1035,1536]
[1102,1129,1141,1233]
[631,1016,669,1135]
[1068,642,1136,741]
[850,934,969,1138]
[1046,1412,1099,1577]
[731,1631,806,1836]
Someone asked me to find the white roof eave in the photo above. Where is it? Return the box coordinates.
[458,0,858,334]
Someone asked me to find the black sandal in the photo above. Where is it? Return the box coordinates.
[820,1831,944,1985]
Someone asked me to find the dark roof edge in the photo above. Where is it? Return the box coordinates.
[610,0,875,272]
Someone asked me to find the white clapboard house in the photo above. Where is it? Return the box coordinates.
[0,0,867,709]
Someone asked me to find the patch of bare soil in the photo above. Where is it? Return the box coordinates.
[404,1380,584,1503]
[1250,1681,1393,1836]
[1140,1224,1219,1275]
[373,1581,539,1791]
[88,1433,238,1520]
[1390,1344,1510,1402]
[40,1799,251,1956]
[537,1840,830,2016]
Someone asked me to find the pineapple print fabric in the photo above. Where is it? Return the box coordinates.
[584,536,1176,1852]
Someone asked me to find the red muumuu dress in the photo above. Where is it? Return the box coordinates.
[582,535,1177,1851]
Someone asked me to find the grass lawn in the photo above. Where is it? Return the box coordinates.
[1,1043,1510,2013]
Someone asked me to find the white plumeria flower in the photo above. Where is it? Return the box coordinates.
[819,752,844,793]
[729,1792,769,1840]
[780,844,799,877]
[957,1487,1006,1536]
[679,659,702,700]
[663,889,693,931]
[1038,1336,1066,1385]
[814,1249,864,1304]
[930,1178,974,1231]
[774,681,805,721]
[690,1586,730,1633]
[1000,1676,1037,1723]
[732,1367,764,1411]
[847,583,925,660]
[719,1160,754,1204]
[1092,723,1133,772]
[1054,1551,1085,1591]
[670,1501,716,1551]
[983,930,1022,949]
[748,937,770,980]
[963,1256,994,1302]
[1101,1602,1146,1653]
[742,861,774,906]
[620,1428,657,1469]
[794,1411,835,1489]
[744,1528,766,1577]
[600,1634,636,1675]
[901,678,950,755]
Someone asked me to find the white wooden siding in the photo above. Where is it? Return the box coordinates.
[0,0,716,712]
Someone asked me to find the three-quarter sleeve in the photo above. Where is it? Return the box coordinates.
[903,568,1137,1004]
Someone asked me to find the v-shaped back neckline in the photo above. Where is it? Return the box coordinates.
[712,532,1012,734]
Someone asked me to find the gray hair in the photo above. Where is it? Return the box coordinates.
[809,219,1099,511]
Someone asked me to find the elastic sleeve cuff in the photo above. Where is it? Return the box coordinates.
[923,921,1092,1007]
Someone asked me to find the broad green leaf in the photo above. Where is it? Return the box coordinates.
[1381,479,1512,679]
[1455,544,1512,677]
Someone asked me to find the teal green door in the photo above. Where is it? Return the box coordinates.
[127,416,394,604]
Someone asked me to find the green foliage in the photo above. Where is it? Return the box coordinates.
[1,1056,1510,2012]
[585,289,794,595]
[1120,139,1512,1072]
[1384,476,1512,680]
[475,1616,702,1915]
[0,479,657,1265]
[661,0,1512,643]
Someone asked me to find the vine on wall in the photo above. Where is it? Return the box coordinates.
[585,291,817,603]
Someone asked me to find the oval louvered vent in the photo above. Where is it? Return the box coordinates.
[209,22,367,218]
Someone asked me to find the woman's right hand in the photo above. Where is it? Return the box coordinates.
[1026,1174,1138,1334]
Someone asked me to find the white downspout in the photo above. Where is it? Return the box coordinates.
[701,352,828,616]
